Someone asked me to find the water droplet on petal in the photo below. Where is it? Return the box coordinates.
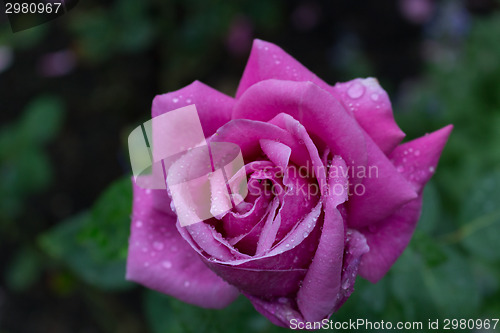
[429,166,435,173]
[347,83,365,99]
[135,220,143,228]
[370,93,379,101]
[162,261,172,269]
[144,262,150,267]
[172,97,179,103]
[153,241,164,251]
[396,166,404,173]
[184,281,190,287]
[414,150,420,156]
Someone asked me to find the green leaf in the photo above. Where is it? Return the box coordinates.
[39,212,133,291]
[5,246,42,292]
[459,172,500,262]
[80,176,133,260]
[418,181,442,234]
[390,246,480,321]
[144,291,286,333]
[20,95,64,145]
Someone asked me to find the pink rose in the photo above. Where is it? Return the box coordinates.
[126,39,452,327]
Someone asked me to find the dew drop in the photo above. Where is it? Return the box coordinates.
[135,220,143,228]
[347,83,365,99]
[396,166,404,173]
[414,150,420,156]
[144,262,150,267]
[184,281,190,287]
[186,98,192,103]
[153,241,164,251]
[162,261,172,269]
[275,60,281,65]
[429,166,435,173]
[172,97,179,103]
[370,93,379,101]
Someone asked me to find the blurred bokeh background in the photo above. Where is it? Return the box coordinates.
[1,0,500,332]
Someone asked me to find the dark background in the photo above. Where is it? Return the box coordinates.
[1,0,500,332]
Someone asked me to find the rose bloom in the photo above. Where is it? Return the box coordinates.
[126,39,452,327]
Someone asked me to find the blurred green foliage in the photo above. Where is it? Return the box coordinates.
[0,95,63,223]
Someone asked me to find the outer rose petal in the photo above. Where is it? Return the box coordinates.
[347,133,418,228]
[237,39,405,155]
[126,181,239,308]
[331,78,405,155]
[152,80,234,137]
[246,295,305,328]
[359,125,453,283]
[236,39,328,99]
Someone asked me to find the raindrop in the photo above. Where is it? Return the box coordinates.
[414,150,420,156]
[162,261,172,269]
[429,166,435,173]
[347,83,365,99]
[184,281,190,287]
[396,166,404,173]
[153,241,164,251]
[370,93,379,101]
[144,262,150,267]
[172,97,179,103]
[136,220,143,228]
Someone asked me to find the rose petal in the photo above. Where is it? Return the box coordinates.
[152,80,234,137]
[205,262,307,298]
[211,119,311,167]
[245,294,304,328]
[236,39,329,99]
[346,133,418,228]
[237,40,405,156]
[268,113,327,195]
[359,125,453,283]
[332,229,369,312]
[233,79,368,183]
[331,78,406,155]
[296,156,348,322]
[358,197,423,283]
[126,182,239,308]
[389,125,453,193]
